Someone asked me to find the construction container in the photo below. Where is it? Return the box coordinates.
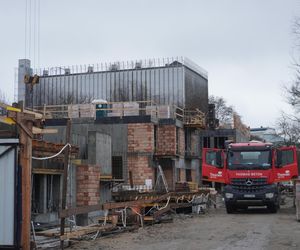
[93,99,108,119]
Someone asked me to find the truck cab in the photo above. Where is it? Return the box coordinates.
[202,141,298,213]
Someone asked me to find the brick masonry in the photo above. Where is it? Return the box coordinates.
[76,164,100,206]
[156,125,176,155]
[156,125,185,156]
[127,155,153,185]
[127,123,154,185]
[128,123,154,153]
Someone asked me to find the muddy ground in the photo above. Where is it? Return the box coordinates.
[68,198,300,250]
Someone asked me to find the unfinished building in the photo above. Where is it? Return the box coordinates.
[17,56,251,224]
[18,57,209,223]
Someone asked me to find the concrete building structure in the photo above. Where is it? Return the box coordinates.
[18,57,208,224]
[21,57,208,114]
[17,57,248,224]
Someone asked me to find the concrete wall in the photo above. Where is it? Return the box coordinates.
[88,131,112,176]
[178,128,185,156]
[18,59,31,104]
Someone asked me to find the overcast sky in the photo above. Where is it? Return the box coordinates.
[0,0,299,128]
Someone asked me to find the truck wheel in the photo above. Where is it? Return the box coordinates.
[226,204,236,214]
[268,203,278,213]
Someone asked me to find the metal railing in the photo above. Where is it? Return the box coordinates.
[31,101,206,127]
[32,56,208,79]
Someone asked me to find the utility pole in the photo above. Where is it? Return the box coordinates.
[60,119,71,249]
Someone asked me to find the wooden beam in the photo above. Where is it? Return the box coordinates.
[20,120,33,250]
[60,225,114,241]
[32,126,58,134]
[23,109,43,119]
[60,120,71,249]
[103,193,171,210]
[32,168,63,175]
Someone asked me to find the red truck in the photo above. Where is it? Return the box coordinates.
[202,141,298,213]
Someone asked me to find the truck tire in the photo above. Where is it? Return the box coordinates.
[268,203,278,213]
[226,204,236,214]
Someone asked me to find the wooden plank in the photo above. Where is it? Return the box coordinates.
[32,126,58,134]
[32,168,64,175]
[143,216,154,221]
[71,159,82,165]
[100,175,113,180]
[103,193,171,210]
[59,204,103,218]
[60,225,114,241]
[20,120,33,250]
[23,109,43,119]
[60,120,71,249]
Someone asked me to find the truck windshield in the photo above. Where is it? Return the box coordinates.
[227,150,271,170]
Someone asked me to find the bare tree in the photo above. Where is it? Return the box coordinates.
[276,17,300,145]
[209,95,234,125]
[0,89,8,104]
[277,113,300,146]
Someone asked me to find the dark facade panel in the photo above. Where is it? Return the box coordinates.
[30,66,186,108]
[184,67,208,113]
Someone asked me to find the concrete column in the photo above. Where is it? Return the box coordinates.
[18,59,32,105]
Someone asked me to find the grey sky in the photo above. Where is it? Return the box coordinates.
[0,0,299,127]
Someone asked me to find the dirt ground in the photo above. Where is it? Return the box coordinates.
[69,198,300,250]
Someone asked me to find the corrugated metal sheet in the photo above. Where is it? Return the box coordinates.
[0,139,18,246]
[32,66,185,108]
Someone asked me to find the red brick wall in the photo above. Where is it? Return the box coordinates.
[127,124,154,185]
[127,156,153,185]
[128,123,154,153]
[156,125,176,155]
[76,165,100,206]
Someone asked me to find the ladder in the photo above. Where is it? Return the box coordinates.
[155,165,169,193]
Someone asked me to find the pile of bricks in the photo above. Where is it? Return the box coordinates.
[76,164,100,206]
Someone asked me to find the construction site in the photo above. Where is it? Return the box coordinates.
[2,1,300,250]
[0,57,253,249]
